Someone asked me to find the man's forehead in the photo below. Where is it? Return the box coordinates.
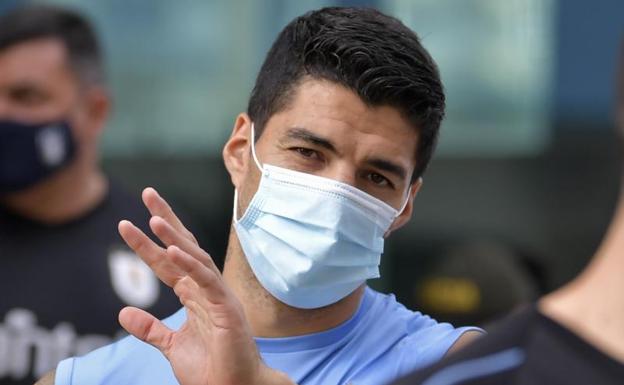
[271,80,415,135]
[259,79,419,167]
[0,37,72,81]
[1,37,67,60]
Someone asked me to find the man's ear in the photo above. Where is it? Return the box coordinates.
[385,177,423,237]
[71,86,110,146]
[82,86,110,137]
[223,113,252,189]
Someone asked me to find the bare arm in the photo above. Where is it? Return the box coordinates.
[34,370,55,385]
[446,330,483,356]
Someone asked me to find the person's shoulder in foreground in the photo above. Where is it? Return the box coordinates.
[391,304,624,385]
[51,287,480,385]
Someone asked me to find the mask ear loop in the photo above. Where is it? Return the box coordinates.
[234,123,264,222]
[250,123,263,172]
[233,189,241,222]
[394,177,422,218]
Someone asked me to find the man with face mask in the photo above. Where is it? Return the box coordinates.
[38,7,482,385]
[0,5,180,385]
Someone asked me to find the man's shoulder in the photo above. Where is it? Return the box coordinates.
[390,305,538,385]
[356,288,482,371]
[363,287,479,340]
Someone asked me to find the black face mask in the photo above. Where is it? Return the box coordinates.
[0,119,76,194]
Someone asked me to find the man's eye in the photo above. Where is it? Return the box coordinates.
[293,147,319,159]
[368,172,391,187]
[10,88,47,106]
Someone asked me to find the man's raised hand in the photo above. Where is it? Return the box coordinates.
[117,187,294,385]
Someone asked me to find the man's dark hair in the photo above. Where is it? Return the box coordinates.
[0,4,104,85]
[248,7,445,180]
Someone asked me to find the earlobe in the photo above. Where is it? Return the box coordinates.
[222,114,252,189]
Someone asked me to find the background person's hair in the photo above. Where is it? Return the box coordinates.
[0,4,105,86]
[247,6,445,181]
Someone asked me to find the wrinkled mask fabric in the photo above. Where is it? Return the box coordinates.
[0,120,76,193]
[233,124,408,309]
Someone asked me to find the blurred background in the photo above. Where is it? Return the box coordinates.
[5,0,623,326]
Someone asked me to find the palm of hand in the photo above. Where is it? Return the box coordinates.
[116,188,279,385]
[164,282,261,385]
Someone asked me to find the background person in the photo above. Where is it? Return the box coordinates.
[0,5,180,384]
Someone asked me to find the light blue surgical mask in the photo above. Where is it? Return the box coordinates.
[233,124,409,309]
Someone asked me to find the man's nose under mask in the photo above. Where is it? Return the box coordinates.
[0,119,76,194]
[232,123,409,309]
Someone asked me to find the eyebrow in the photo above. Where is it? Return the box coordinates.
[283,127,338,153]
[366,158,407,181]
[8,81,46,93]
[283,126,408,181]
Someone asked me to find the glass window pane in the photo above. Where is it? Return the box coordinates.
[384,0,555,156]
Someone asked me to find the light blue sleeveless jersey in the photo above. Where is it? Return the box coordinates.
[56,288,479,385]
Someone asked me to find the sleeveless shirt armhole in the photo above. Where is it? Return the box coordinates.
[437,326,485,360]
[55,357,75,385]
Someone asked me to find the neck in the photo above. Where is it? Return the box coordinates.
[0,160,107,224]
[540,194,624,363]
[222,227,364,338]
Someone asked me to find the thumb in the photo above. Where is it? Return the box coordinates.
[119,306,174,354]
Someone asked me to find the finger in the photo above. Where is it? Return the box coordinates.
[168,246,226,303]
[118,220,182,287]
[142,187,198,245]
[118,220,166,266]
[174,275,246,332]
[173,277,215,327]
[150,216,220,275]
[119,306,174,354]
[172,277,220,335]
[149,215,197,253]
[173,275,201,306]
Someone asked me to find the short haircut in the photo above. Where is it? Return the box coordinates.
[0,4,105,86]
[247,7,445,180]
